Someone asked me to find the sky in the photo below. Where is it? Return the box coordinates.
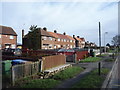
[1,0,118,46]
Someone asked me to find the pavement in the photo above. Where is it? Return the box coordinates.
[53,55,114,89]
[106,55,120,89]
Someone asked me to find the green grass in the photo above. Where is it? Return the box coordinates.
[52,67,84,80]
[80,57,102,63]
[104,58,115,62]
[14,66,84,88]
[16,79,60,88]
[72,68,109,88]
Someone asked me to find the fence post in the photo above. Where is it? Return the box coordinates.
[74,53,77,63]
[98,62,101,76]
[11,66,15,86]
[41,58,43,72]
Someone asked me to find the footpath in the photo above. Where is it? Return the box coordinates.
[53,54,115,89]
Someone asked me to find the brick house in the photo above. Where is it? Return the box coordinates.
[0,25,17,49]
[23,28,55,49]
[23,28,75,50]
[49,30,75,49]
[73,35,85,48]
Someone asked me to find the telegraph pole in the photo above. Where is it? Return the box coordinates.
[99,22,102,55]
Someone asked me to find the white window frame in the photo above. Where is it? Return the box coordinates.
[64,39,66,42]
[11,44,16,49]
[58,38,60,41]
[10,35,14,39]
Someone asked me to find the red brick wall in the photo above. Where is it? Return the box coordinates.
[0,34,17,49]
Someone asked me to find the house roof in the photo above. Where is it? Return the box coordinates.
[75,37,82,41]
[0,25,17,36]
[48,32,74,40]
[66,35,75,40]
[24,29,53,38]
[48,32,59,38]
[80,38,85,41]
[40,29,52,37]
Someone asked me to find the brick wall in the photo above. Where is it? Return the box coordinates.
[0,34,17,49]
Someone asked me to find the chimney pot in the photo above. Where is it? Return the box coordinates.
[73,35,75,38]
[77,36,80,38]
[54,30,57,33]
[63,32,66,35]
[43,27,47,31]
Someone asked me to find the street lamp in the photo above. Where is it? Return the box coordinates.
[104,32,108,53]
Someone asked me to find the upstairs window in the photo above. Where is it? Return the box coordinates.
[70,40,72,42]
[58,38,60,41]
[10,35,14,39]
[0,34,1,38]
[64,39,66,42]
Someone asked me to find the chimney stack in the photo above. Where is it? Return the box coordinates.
[73,35,75,38]
[54,30,57,33]
[22,29,24,38]
[43,27,47,31]
[63,32,66,35]
[77,36,80,38]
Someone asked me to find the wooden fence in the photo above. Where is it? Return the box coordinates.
[22,49,57,57]
[11,61,40,86]
[42,54,66,71]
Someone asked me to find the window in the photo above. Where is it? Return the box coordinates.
[70,40,72,42]
[58,38,60,41]
[42,36,47,40]
[57,45,60,48]
[0,35,1,38]
[11,44,16,49]
[10,35,14,39]
[49,44,52,48]
[0,44,1,49]
[64,39,66,42]
[49,37,52,41]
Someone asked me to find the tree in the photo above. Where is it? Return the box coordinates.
[27,25,41,50]
[111,35,120,46]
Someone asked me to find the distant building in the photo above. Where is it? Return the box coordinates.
[0,25,17,49]
[73,35,85,48]
[23,28,76,50]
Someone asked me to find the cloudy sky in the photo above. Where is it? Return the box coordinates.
[1,0,118,46]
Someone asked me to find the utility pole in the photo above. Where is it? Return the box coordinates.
[99,22,102,55]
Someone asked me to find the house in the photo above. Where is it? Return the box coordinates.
[49,30,75,49]
[0,25,17,49]
[23,28,75,50]
[23,27,55,50]
[73,35,85,48]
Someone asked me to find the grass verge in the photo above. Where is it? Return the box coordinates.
[52,66,84,80]
[80,57,102,63]
[72,68,109,88]
[13,66,84,88]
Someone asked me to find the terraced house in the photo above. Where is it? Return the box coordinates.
[0,25,17,49]
[73,35,85,48]
[23,27,76,50]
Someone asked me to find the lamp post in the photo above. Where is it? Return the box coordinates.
[104,32,108,53]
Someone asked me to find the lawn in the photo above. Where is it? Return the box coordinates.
[72,68,110,88]
[52,66,84,80]
[80,57,102,63]
[14,66,84,88]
